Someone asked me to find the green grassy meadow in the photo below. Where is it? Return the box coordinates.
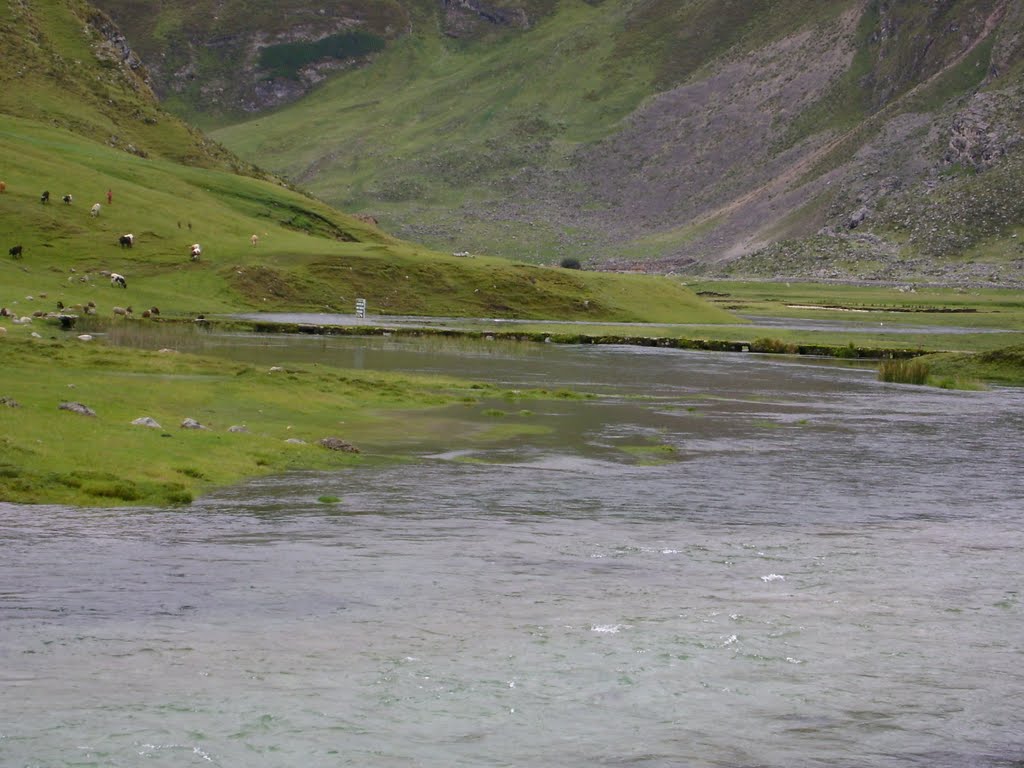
[0,333,580,506]
[683,279,1024,384]
[686,279,1024,330]
[0,117,732,324]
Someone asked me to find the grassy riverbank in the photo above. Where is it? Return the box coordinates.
[0,331,579,506]
[685,280,1024,331]
[920,345,1024,388]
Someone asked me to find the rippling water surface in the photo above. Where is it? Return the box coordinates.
[2,339,1023,767]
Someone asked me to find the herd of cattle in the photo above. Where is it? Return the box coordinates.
[0,182,247,323]
[4,183,267,325]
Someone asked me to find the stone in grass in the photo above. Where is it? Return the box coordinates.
[180,417,207,430]
[1,396,21,408]
[59,401,96,417]
[284,437,307,445]
[318,437,360,453]
[131,416,162,429]
[228,425,249,433]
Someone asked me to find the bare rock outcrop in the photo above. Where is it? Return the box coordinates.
[442,0,530,38]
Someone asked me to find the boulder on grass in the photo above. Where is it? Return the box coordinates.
[59,401,96,417]
[318,437,360,453]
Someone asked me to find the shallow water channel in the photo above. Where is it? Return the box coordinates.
[2,334,1024,767]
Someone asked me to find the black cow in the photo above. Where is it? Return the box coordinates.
[40,191,49,204]
[62,194,73,204]
[8,245,22,259]
[119,234,134,248]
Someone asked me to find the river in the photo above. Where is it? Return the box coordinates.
[2,336,1023,767]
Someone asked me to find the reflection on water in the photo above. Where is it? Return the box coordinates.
[2,336,1023,767]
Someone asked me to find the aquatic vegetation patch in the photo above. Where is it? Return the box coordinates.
[932,376,986,391]
[621,443,679,466]
[878,359,930,385]
[473,423,555,443]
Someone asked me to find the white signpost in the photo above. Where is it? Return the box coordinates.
[355,298,366,319]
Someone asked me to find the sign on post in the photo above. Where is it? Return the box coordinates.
[355,298,366,319]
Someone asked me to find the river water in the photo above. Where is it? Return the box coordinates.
[2,337,1023,767]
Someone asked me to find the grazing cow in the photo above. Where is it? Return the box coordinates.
[0,181,6,193]
[62,194,73,205]
[8,245,22,259]
[110,272,127,288]
[40,190,50,204]
[189,243,201,261]
[251,234,259,247]
[119,234,134,248]
[112,305,132,317]
[90,203,101,217]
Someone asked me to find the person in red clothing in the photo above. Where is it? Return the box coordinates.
[106,189,112,205]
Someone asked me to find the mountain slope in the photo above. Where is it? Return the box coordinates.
[1,0,729,324]
[155,0,1024,283]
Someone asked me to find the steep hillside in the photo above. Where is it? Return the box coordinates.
[132,0,1023,284]
[0,0,251,168]
[84,0,412,121]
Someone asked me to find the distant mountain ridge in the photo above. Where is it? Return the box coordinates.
[88,0,1024,283]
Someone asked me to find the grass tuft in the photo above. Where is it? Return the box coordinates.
[878,358,930,385]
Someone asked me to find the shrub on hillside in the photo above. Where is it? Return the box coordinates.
[560,257,582,269]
